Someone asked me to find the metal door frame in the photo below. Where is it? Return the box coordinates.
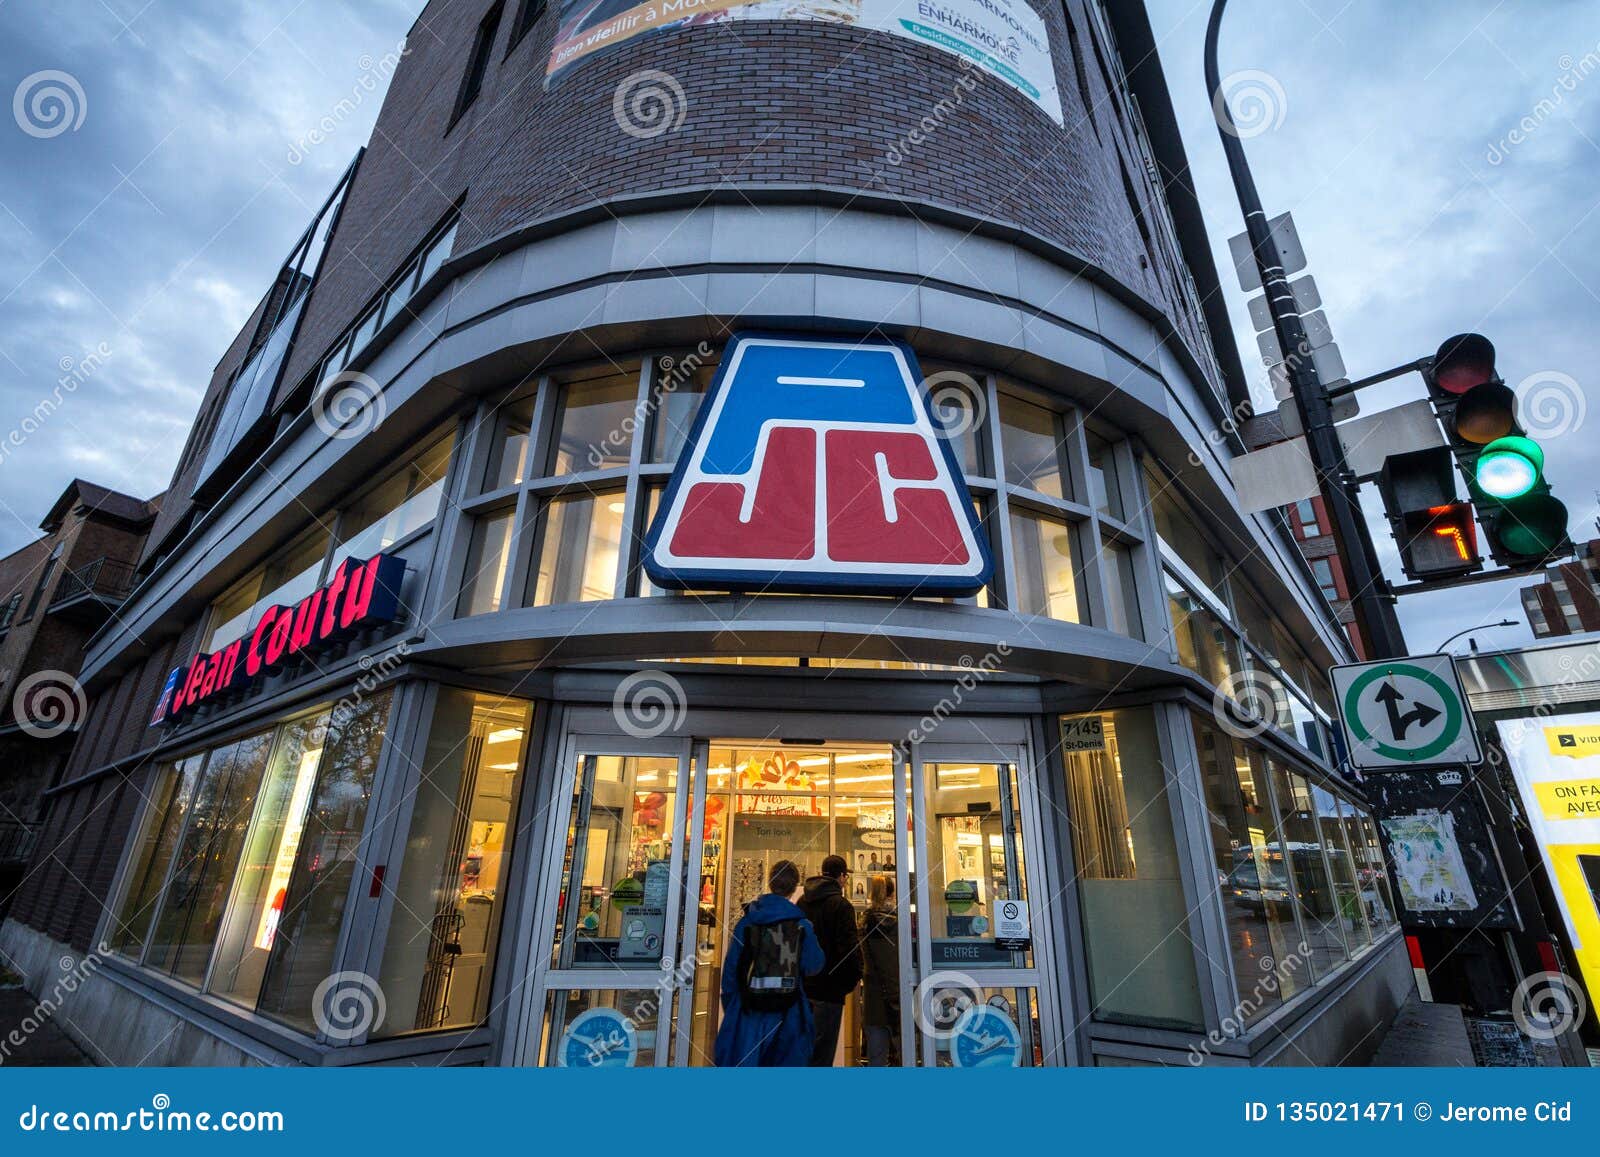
[519,730,695,1067]
[908,739,1057,1067]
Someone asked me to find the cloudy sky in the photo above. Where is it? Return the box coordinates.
[0,0,1595,657]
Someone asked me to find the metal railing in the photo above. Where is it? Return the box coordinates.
[49,556,138,608]
[0,820,36,864]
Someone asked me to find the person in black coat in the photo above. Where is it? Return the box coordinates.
[860,873,901,1066]
[796,854,862,1066]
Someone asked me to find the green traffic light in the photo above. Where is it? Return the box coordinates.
[1494,492,1569,557]
[1475,435,1544,499]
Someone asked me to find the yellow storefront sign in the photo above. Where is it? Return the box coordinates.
[1534,776,1600,820]
[1544,723,1600,758]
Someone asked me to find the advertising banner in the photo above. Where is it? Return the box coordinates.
[548,0,1064,126]
[1498,712,1600,1004]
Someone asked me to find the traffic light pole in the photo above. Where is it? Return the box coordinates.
[1205,0,1408,659]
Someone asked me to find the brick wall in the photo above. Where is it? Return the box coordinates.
[274,0,1221,409]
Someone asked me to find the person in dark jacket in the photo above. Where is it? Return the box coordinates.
[714,860,824,1067]
[860,873,901,1066]
[796,854,863,1066]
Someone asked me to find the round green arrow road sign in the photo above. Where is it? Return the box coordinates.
[1341,663,1464,763]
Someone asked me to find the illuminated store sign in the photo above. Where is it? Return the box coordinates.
[150,553,405,726]
[644,333,992,595]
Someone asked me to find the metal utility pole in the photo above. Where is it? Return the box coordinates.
[1205,0,1407,659]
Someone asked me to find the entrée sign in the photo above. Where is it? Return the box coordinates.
[150,553,404,727]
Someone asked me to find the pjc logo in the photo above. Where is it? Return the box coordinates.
[643,334,992,595]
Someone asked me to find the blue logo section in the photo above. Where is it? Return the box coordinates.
[644,333,992,595]
[950,1003,1022,1068]
[557,1008,638,1068]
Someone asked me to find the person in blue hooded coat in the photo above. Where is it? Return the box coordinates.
[714,859,825,1067]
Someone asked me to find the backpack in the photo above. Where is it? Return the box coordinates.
[739,918,805,1013]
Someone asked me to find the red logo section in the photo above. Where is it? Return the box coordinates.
[152,553,404,726]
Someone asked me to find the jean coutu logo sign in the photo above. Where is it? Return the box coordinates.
[150,553,405,727]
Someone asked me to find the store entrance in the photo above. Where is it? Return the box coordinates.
[523,721,1052,1067]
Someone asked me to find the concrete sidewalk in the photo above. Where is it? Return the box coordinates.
[1367,995,1477,1066]
[0,986,94,1066]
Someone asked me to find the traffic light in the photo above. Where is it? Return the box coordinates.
[1378,446,1482,580]
[1423,334,1571,567]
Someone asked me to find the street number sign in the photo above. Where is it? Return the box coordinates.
[1330,654,1483,770]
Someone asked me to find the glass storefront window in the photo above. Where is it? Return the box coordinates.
[203,574,263,654]
[457,508,515,616]
[210,712,331,1007]
[998,394,1066,499]
[1085,431,1123,520]
[1147,473,1227,593]
[145,730,276,985]
[647,355,712,464]
[256,689,393,1030]
[335,434,453,560]
[109,755,203,957]
[529,492,624,605]
[1192,718,1301,1023]
[920,362,987,477]
[1267,765,1348,984]
[1101,539,1142,638]
[1311,785,1372,954]
[1166,574,1237,687]
[1009,508,1082,622]
[483,396,535,492]
[1355,810,1397,933]
[548,371,638,475]
[378,690,531,1036]
[1062,709,1202,1030]
[204,532,331,653]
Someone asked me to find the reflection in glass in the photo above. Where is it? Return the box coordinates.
[1063,709,1202,1029]
[457,509,515,616]
[379,690,531,1035]
[998,395,1065,498]
[256,690,393,1031]
[549,373,638,475]
[1101,539,1142,638]
[1270,768,1348,984]
[1010,509,1081,622]
[336,435,453,560]
[110,756,203,958]
[530,493,623,605]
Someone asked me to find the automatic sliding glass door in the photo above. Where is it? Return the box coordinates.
[525,735,694,1067]
[909,744,1048,1067]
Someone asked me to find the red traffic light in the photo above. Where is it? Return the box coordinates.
[1432,333,1496,395]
